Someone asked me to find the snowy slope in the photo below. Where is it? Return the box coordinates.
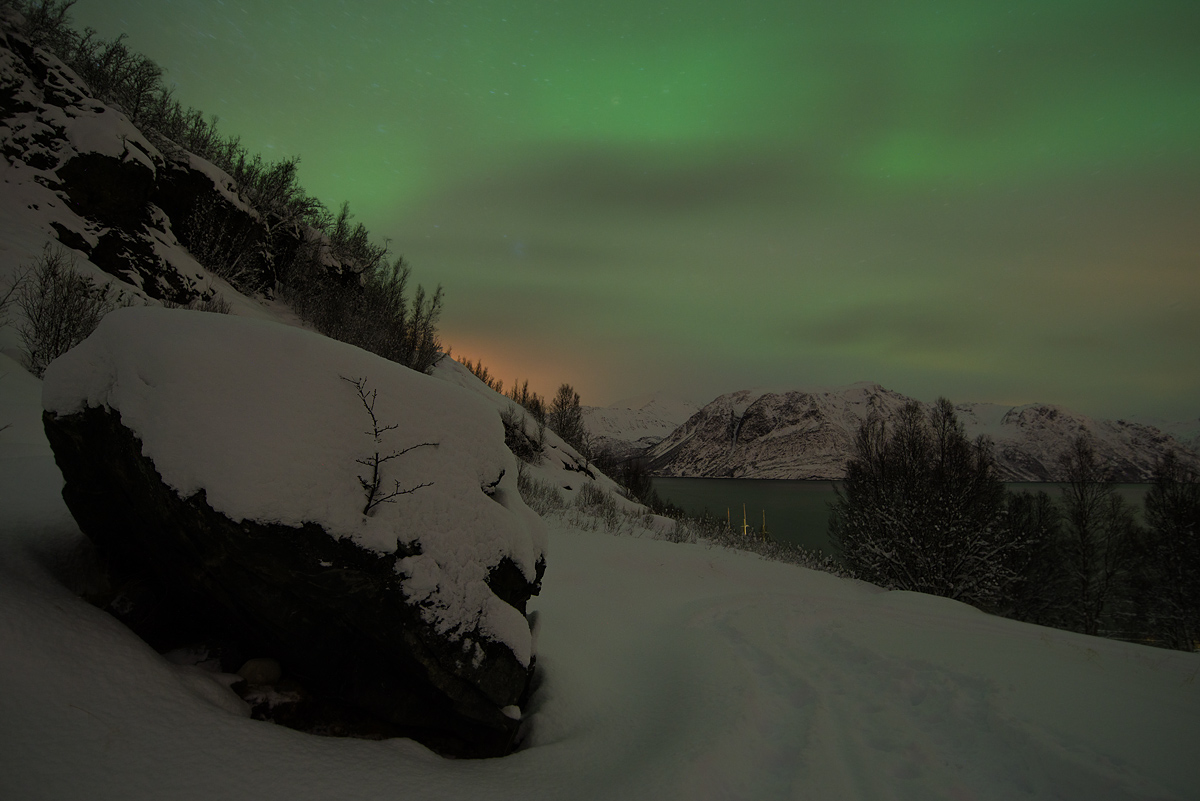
[0,8,286,365]
[646,383,1199,481]
[581,392,700,460]
[1129,417,1200,455]
[433,357,654,520]
[3,367,1199,799]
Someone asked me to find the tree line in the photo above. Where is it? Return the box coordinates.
[830,398,1200,651]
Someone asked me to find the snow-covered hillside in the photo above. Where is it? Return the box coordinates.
[0,9,279,338]
[646,383,1199,481]
[4,358,1200,799]
[581,392,700,460]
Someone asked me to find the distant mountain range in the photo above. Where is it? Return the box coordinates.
[589,383,1198,482]
[581,393,700,460]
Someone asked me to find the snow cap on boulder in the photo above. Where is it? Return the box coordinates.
[43,306,546,666]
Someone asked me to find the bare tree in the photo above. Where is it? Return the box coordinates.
[1137,451,1200,650]
[1056,435,1140,637]
[549,383,587,455]
[829,398,1019,610]
[342,376,436,515]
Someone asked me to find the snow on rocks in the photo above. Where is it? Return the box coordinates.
[40,306,546,756]
[0,13,266,308]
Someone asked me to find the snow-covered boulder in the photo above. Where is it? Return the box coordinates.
[41,307,546,757]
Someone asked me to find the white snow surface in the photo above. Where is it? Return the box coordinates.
[40,307,546,664]
[4,346,1200,799]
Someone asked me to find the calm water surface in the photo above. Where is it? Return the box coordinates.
[651,477,1153,555]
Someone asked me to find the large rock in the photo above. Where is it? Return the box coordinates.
[42,308,547,757]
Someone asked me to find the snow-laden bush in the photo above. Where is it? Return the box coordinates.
[501,404,546,465]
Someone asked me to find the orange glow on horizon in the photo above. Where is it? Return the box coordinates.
[442,334,562,402]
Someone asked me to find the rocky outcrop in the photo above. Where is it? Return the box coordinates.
[44,403,540,758]
[646,383,1200,482]
[0,14,269,301]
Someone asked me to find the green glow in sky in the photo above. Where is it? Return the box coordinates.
[75,0,1200,418]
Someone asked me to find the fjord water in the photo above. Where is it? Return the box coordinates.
[651,478,1154,556]
[651,478,841,554]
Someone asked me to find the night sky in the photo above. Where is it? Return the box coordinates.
[74,1,1200,420]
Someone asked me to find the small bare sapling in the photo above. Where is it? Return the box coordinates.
[342,375,436,515]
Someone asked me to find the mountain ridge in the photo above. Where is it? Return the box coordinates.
[581,392,700,461]
[640,383,1198,482]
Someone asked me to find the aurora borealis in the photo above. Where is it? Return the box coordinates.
[74,1,1199,419]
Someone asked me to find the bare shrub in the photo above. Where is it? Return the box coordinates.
[0,267,24,328]
[190,292,232,314]
[161,289,232,314]
[15,244,117,377]
[176,193,264,291]
[516,468,565,516]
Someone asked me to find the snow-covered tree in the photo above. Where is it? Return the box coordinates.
[829,398,1019,610]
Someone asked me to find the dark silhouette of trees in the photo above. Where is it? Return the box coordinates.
[998,489,1067,624]
[1135,451,1200,650]
[456,355,503,394]
[1055,436,1140,637]
[830,398,1019,610]
[506,379,546,424]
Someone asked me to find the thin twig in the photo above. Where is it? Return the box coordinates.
[341,375,437,515]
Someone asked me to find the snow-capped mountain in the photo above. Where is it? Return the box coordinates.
[1129,417,1200,454]
[645,382,1199,481]
[581,392,700,460]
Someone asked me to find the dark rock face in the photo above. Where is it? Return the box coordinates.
[44,404,540,758]
[56,149,156,228]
